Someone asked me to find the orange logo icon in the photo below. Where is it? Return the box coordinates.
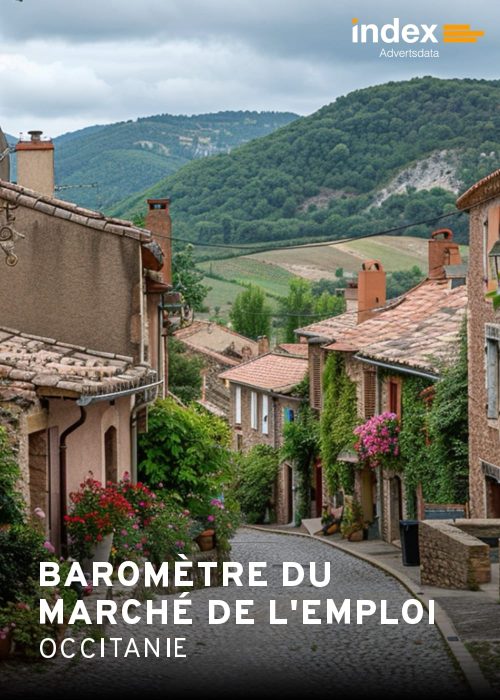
[443,24,485,43]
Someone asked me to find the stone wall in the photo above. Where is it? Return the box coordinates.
[467,200,500,517]
[419,520,491,589]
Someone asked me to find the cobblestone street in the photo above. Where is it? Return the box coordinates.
[0,530,471,698]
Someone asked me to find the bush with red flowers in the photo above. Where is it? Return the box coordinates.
[65,475,134,559]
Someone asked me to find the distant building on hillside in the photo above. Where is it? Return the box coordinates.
[174,320,259,417]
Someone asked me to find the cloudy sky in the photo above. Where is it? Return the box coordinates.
[0,0,498,137]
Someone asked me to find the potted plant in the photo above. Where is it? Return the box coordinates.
[354,412,400,470]
[340,500,364,542]
[64,475,134,563]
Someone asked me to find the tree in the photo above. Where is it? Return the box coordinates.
[167,337,203,404]
[279,278,314,343]
[229,285,271,340]
[172,244,210,312]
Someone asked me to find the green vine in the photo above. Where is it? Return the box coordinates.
[399,322,469,514]
[281,405,320,525]
[320,354,357,495]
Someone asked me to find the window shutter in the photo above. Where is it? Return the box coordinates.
[235,385,241,425]
[262,394,269,434]
[251,391,258,430]
[363,368,376,418]
[311,351,321,409]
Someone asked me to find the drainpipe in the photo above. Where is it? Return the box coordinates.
[59,405,87,555]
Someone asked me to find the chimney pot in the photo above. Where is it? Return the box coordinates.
[428,228,461,280]
[257,336,270,355]
[28,130,43,143]
[357,259,386,324]
[145,198,172,286]
[15,129,54,197]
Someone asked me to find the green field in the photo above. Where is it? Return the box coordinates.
[201,276,279,320]
[199,235,469,322]
[200,258,294,298]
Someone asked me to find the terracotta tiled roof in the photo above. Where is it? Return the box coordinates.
[456,168,500,211]
[295,310,356,341]
[0,179,151,242]
[219,352,308,394]
[0,327,157,406]
[277,343,309,357]
[174,321,258,364]
[325,280,467,374]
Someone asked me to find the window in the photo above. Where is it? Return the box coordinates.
[387,377,401,418]
[251,391,258,430]
[284,408,295,423]
[485,208,500,288]
[486,324,500,419]
[262,394,269,435]
[363,368,376,418]
[235,385,242,425]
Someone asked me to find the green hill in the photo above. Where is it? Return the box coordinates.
[111,77,500,246]
[48,111,298,210]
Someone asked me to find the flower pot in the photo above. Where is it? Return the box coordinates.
[348,529,364,542]
[196,529,215,551]
[82,533,114,569]
[0,630,12,659]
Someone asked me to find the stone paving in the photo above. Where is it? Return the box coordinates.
[0,529,471,698]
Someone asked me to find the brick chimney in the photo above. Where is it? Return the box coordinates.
[257,336,270,355]
[15,130,54,197]
[428,229,461,280]
[357,260,386,324]
[145,198,172,286]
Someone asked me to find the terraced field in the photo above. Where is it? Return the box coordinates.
[200,257,294,298]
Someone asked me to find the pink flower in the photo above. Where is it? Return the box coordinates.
[132,523,139,530]
[34,507,46,519]
[207,515,215,522]
[43,540,55,554]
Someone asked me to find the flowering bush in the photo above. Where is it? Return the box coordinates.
[117,473,157,527]
[204,497,240,553]
[354,412,400,469]
[146,498,196,566]
[65,475,134,559]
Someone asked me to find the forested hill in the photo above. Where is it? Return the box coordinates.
[44,111,298,210]
[112,77,500,246]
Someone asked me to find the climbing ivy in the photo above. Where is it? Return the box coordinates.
[399,323,469,514]
[320,354,358,495]
[281,405,320,525]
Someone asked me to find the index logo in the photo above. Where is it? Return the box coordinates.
[352,18,438,44]
[352,18,485,45]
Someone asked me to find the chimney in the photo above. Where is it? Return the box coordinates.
[145,198,172,286]
[357,260,386,324]
[15,130,54,197]
[428,229,461,280]
[257,336,270,355]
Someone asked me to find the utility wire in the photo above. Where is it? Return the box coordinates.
[149,210,463,256]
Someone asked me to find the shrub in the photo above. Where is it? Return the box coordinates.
[0,524,46,606]
[233,446,280,523]
[0,426,23,525]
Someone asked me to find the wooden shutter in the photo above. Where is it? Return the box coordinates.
[363,368,376,418]
[311,350,322,409]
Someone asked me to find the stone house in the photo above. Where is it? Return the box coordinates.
[173,320,259,417]
[0,130,172,549]
[456,169,500,518]
[219,348,308,524]
[296,231,467,542]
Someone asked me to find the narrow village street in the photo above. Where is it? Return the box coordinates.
[1,529,470,697]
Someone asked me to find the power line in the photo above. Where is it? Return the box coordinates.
[150,210,464,256]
